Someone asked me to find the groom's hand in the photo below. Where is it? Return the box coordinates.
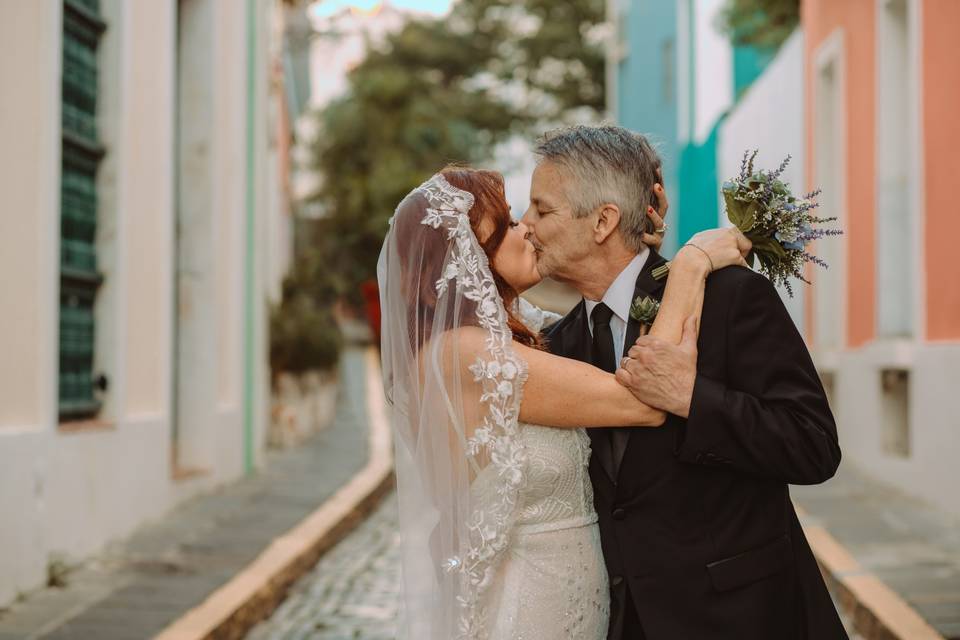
[616,316,698,417]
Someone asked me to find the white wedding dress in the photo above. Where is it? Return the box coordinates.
[380,175,609,639]
[462,299,609,639]
[473,423,610,639]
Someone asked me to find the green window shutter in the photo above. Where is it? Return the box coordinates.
[59,0,106,419]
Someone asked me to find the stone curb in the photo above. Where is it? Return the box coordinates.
[796,505,945,640]
[153,348,394,640]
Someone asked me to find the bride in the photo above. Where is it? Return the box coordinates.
[377,167,749,639]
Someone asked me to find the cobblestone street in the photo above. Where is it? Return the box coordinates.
[246,489,863,640]
[246,493,401,640]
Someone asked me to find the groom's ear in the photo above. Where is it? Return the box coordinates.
[593,204,621,245]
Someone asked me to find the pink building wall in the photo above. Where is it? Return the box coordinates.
[803,0,877,348]
[805,0,960,345]
[922,0,960,341]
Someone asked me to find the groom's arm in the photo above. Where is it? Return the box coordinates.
[676,270,841,485]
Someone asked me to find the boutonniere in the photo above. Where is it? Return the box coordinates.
[629,295,660,336]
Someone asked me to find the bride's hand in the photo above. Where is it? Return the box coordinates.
[641,168,669,250]
[676,227,752,274]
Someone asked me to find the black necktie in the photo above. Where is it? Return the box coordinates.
[590,303,616,373]
[591,303,628,476]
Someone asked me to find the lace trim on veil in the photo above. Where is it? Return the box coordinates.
[416,174,529,639]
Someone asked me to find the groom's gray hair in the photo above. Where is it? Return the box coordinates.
[534,125,662,252]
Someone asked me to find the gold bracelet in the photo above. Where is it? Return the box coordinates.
[682,243,714,273]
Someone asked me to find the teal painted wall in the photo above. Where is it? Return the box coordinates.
[677,121,721,245]
[616,0,680,254]
[616,2,776,250]
[734,45,776,99]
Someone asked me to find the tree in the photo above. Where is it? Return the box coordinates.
[309,17,519,304]
[717,0,800,50]
[452,0,606,118]
[269,245,342,376]
[307,0,606,304]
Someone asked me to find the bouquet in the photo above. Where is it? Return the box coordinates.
[723,150,841,296]
[655,151,842,297]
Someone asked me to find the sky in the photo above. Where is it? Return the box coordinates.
[309,0,454,20]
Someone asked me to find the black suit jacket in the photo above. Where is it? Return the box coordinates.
[546,250,847,640]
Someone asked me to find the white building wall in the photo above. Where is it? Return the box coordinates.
[717,29,806,330]
[0,0,72,604]
[692,0,733,144]
[0,0,62,436]
[720,28,960,517]
[826,343,960,517]
[0,0,287,607]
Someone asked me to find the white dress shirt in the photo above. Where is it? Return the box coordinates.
[584,247,651,363]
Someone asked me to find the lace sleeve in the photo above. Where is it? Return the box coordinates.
[518,297,563,333]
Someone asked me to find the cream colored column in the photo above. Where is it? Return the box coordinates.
[117,0,176,420]
[0,0,62,431]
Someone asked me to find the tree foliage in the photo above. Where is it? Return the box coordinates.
[454,0,606,115]
[717,0,799,50]
[309,19,517,305]
[306,0,605,304]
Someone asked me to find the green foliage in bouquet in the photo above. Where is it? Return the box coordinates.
[723,150,842,297]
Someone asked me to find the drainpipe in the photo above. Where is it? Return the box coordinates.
[243,0,257,474]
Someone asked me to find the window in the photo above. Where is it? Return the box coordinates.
[880,368,910,457]
[813,33,846,351]
[877,0,916,337]
[59,0,106,419]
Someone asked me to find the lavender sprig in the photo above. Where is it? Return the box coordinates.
[720,150,843,296]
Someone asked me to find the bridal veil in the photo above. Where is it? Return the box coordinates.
[377,174,531,639]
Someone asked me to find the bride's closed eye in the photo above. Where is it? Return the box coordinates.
[509,220,520,229]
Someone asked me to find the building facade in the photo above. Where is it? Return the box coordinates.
[0,0,296,606]
[608,0,773,254]
[803,0,960,516]
[612,0,960,516]
[717,30,806,327]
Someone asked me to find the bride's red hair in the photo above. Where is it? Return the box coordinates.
[440,167,544,349]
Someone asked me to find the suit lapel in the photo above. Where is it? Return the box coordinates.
[555,301,619,484]
[613,249,669,479]
[550,300,591,361]
[574,304,620,485]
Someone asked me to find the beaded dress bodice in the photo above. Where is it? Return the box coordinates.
[471,424,608,639]
[457,299,609,639]
[515,424,597,531]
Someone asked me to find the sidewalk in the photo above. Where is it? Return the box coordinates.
[793,463,960,639]
[3,346,954,640]
[0,347,376,640]
[245,492,400,640]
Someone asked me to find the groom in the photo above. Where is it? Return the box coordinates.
[522,125,847,639]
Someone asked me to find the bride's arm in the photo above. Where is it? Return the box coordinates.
[448,327,663,429]
[645,247,710,345]
[648,228,751,345]
[515,255,710,429]
[516,229,750,429]
[516,342,666,428]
